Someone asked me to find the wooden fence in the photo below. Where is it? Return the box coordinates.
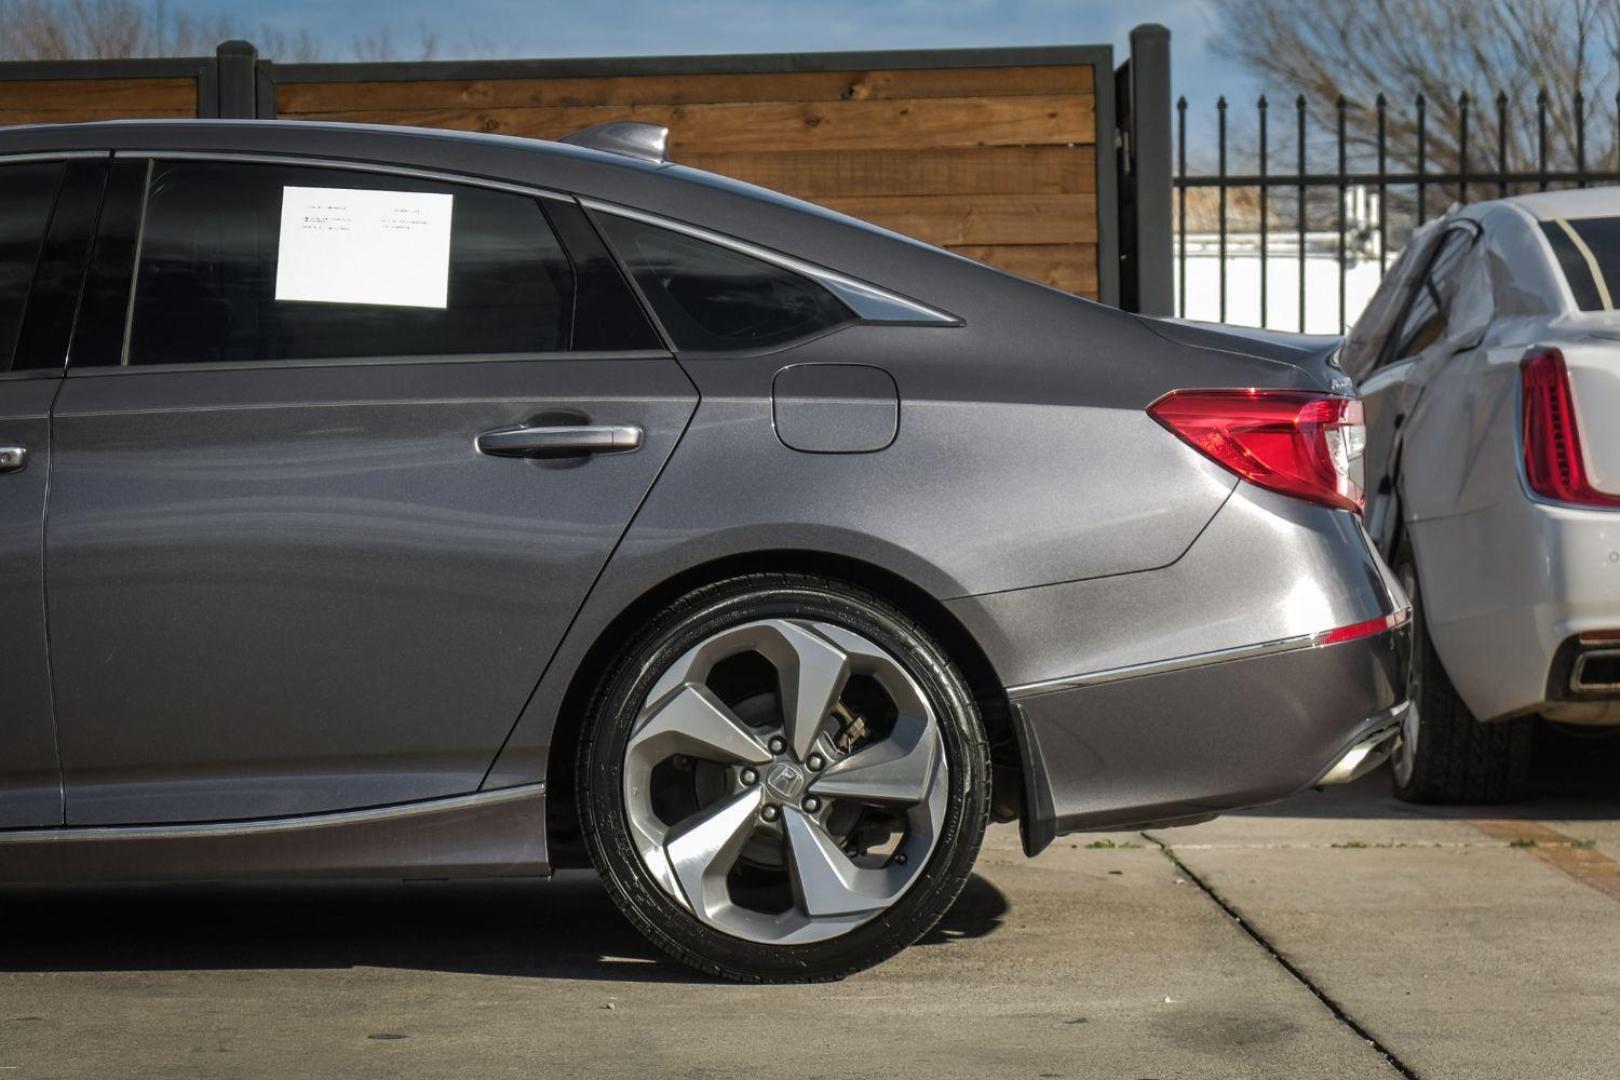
[0,34,1176,311]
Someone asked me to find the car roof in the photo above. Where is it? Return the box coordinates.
[0,118,1083,327]
[0,118,665,176]
[1496,185,1620,221]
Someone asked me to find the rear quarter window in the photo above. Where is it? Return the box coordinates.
[595,212,853,352]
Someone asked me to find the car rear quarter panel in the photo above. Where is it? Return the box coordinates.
[485,264,1343,791]
[1406,335,1620,720]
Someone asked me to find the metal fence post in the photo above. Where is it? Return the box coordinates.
[1118,23,1173,315]
[214,40,260,119]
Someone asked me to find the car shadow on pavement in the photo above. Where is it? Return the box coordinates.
[1233,721,1620,821]
[0,869,1008,983]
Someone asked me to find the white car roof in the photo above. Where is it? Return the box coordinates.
[1498,185,1620,221]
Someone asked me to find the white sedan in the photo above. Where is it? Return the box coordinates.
[1340,187,1620,803]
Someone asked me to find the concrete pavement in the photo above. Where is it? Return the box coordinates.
[2,728,1616,1079]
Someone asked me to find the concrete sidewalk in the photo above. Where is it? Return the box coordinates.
[2,730,1616,1079]
[1148,731,1620,1080]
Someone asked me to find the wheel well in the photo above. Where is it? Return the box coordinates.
[544,550,1020,867]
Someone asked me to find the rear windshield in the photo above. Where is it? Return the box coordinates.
[1541,217,1620,311]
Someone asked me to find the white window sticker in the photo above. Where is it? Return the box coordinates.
[275,186,453,309]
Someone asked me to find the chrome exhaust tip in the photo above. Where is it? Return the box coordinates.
[1571,648,1620,693]
[1318,703,1407,786]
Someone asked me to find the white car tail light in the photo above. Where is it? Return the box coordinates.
[1521,346,1620,508]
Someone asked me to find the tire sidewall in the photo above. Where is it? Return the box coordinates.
[577,576,989,981]
[1392,550,1426,797]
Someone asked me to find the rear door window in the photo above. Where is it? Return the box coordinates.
[595,212,853,351]
[0,160,66,372]
[1386,227,1475,362]
[124,161,576,366]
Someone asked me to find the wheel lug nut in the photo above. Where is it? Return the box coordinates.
[803,796,821,813]
[894,852,908,865]
[768,736,786,754]
[807,754,824,771]
[761,804,780,822]
[740,768,758,785]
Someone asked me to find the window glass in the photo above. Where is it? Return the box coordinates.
[596,213,853,351]
[1389,228,1474,361]
[1339,223,1441,381]
[1540,217,1620,311]
[126,161,574,365]
[0,161,66,371]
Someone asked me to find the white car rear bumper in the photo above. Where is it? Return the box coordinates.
[1412,491,1620,723]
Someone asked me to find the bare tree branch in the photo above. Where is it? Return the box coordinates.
[1213,0,1620,180]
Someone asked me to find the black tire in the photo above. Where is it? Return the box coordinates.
[576,572,990,982]
[1392,542,1532,803]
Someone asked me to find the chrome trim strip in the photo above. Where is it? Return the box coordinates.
[579,198,963,326]
[1008,609,1411,702]
[1006,633,1321,700]
[0,783,543,844]
[111,149,573,202]
[1571,648,1620,693]
[0,150,111,164]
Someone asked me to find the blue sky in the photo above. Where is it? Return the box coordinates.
[186,0,1263,109]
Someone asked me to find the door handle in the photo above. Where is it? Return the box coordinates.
[0,445,27,474]
[476,424,643,459]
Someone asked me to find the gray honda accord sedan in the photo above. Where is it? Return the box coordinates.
[0,119,1408,981]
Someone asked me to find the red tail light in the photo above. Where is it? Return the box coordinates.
[1521,346,1620,508]
[1148,389,1366,511]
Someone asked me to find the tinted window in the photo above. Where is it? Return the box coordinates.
[1389,228,1474,361]
[0,161,65,371]
[1339,224,1442,381]
[1540,217,1620,311]
[126,161,574,365]
[596,213,853,351]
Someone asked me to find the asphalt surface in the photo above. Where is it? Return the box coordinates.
[3,728,1618,1079]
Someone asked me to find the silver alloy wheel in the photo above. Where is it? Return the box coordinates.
[621,618,948,946]
[1393,564,1421,787]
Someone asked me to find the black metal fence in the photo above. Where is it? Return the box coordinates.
[1175,90,1620,331]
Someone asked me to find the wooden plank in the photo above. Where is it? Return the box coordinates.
[675,146,1094,197]
[815,194,1096,245]
[288,93,1095,150]
[0,77,195,112]
[276,65,1094,112]
[0,107,193,125]
[948,244,1099,295]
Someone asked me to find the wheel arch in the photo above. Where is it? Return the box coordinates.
[541,548,1022,867]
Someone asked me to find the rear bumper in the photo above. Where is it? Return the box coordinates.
[1314,701,1406,785]
[1413,496,1620,722]
[945,482,1411,855]
[1008,623,1410,854]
